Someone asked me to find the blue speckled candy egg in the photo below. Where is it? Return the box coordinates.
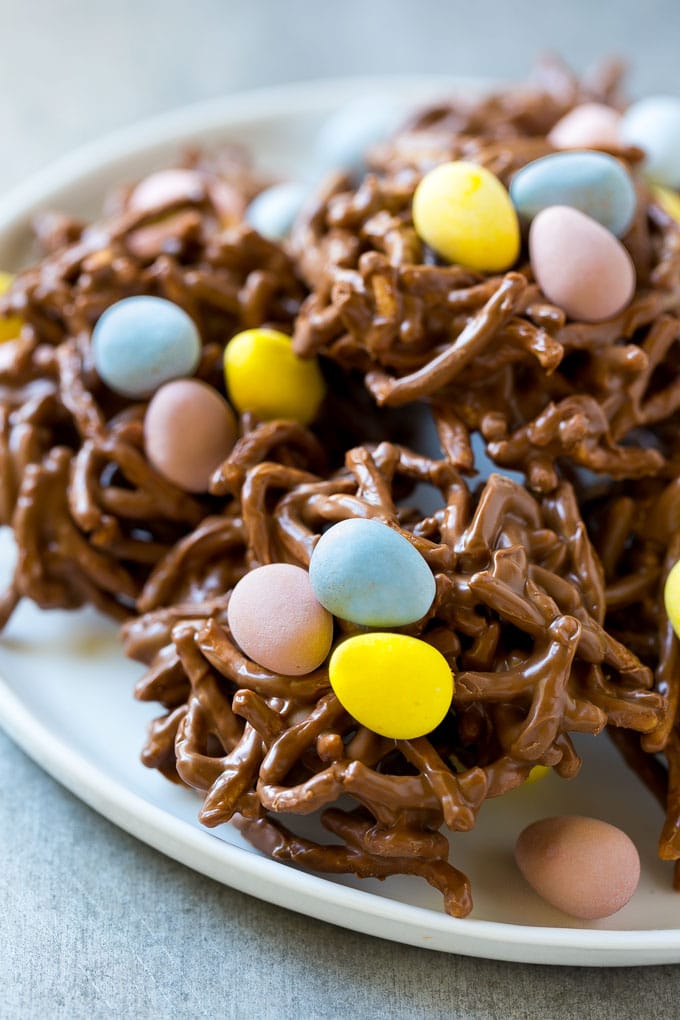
[92,296,201,398]
[510,152,636,237]
[313,97,404,176]
[246,181,307,240]
[309,518,436,627]
[620,96,680,188]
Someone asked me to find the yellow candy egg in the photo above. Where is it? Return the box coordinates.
[412,161,520,272]
[526,765,551,785]
[653,185,680,224]
[0,272,22,343]
[664,560,680,639]
[328,633,453,740]
[224,327,325,425]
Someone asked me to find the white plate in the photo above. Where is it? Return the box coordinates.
[1,78,680,966]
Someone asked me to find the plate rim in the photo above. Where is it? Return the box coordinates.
[1,75,680,965]
[0,73,489,236]
[3,673,680,963]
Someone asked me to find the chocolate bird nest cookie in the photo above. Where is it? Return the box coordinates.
[3,56,680,918]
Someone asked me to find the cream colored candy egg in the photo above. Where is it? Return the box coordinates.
[412,161,520,272]
[529,206,635,322]
[144,379,238,493]
[227,564,334,676]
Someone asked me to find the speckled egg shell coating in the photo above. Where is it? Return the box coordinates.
[620,96,680,189]
[515,815,641,920]
[548,103,622,150]
[309,517,436,627]
[529,206,635,323]
[92,295,201,398]
[227,564,334,676]
[128,169,206,213]
[510,151,636,237]
[144,379,237,493]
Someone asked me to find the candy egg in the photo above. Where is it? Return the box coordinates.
[246,182,307,240]
[663,559,680,639]
[129,168,244,225]
[227,564,333,675]
[313,96,404,176]
[0,271,22,343]
[620,96,680,188]
[548,103,622,150]
[309,518,436,626]
[653,185,680,224]
[529,206,635,322]
[510,152,636,237]
[412,161,520,272]
[224,327,325,425]
[128,169,206,213]
[515,816,640,920]
[526,765,551,785]
[329,632,453,740]
[144,379,237,493]
[92,296,201,398]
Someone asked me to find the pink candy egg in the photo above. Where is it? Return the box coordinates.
[529,205,635,322]
[129,168,245,224]
[548,103,622,150]
[515,815,640,920]
[144,379,237,493]
[227,564,334,676]
[128,169,207,213]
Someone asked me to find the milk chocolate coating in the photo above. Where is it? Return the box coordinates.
[2,55,680,916]
[122,440,663,918]
[0,153,306,622]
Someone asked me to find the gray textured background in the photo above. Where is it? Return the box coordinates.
[2,1,680,1016]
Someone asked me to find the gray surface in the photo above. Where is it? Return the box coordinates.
[2,1,680,1016]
